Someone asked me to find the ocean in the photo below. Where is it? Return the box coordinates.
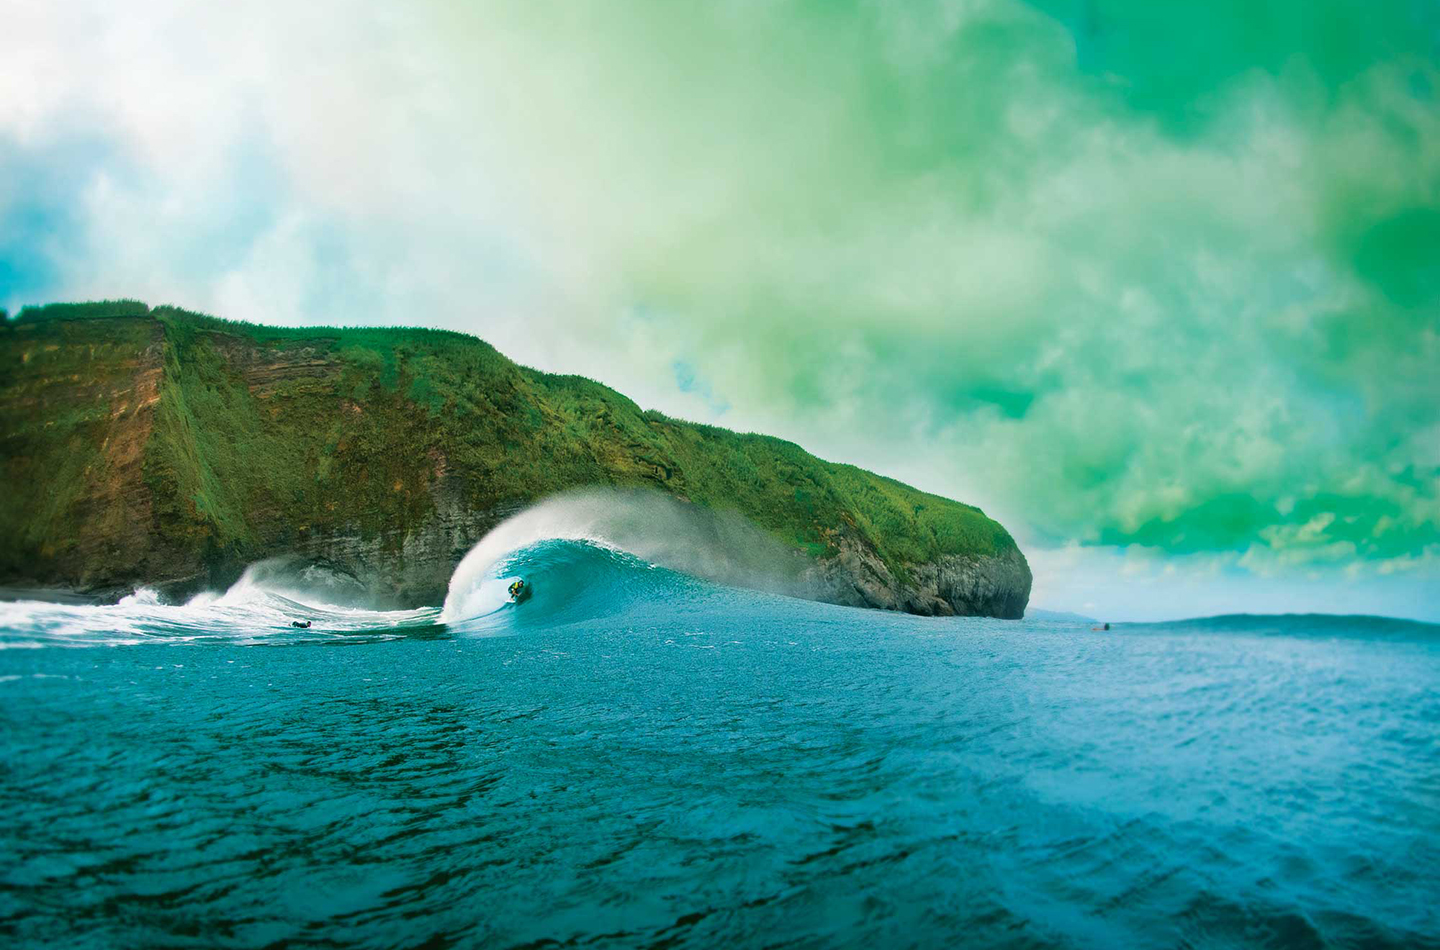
[2,537,1437,949]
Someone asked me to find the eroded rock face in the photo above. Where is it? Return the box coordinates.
[0,318,169,595]
[809,537,1032,619]
[913,550,1033,619]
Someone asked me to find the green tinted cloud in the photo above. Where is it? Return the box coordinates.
[423,0,1438,570]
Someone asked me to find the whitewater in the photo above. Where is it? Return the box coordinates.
[2,497,1438,948]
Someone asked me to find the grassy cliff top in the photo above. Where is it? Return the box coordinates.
[3,300,1018,580]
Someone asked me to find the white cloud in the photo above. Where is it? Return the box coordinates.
[2,0,1436,618]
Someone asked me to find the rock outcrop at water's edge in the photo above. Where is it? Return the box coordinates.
[811,537,1032,619]
[0,302,1033,617]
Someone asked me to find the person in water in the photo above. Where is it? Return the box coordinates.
[291,620,312,629]
[508,579,530,604]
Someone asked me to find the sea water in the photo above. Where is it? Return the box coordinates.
[1,540,1437,949]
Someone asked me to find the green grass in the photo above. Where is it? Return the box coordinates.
[12,300,151,323]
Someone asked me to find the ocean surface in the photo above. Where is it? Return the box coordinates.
[2,536,1438,949]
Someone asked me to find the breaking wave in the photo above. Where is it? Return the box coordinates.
[441,488,816,623]
[442,537,716,632]
[0,490,793,645]
[0,562,437,648]
[440,489,802,624]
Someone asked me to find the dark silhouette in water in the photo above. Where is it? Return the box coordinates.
[291,620,311,629]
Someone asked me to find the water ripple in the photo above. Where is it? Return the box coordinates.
[1,591,1438,947]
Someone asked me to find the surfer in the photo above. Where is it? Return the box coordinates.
[291,620,312,629]
[508,579,531,604]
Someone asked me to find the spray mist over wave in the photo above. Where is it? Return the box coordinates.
[441,489,814,623]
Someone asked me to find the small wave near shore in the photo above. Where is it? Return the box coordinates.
[0,561,436,648]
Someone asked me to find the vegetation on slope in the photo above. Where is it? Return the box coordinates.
[1,308,165,580]
[2,301,1018,593]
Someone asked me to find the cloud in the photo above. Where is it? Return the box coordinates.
[1,0,1437,611]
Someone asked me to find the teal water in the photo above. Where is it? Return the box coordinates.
[2,540,1438,949]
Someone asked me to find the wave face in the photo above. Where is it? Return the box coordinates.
[443,537,715,631]
[441,488,813,623]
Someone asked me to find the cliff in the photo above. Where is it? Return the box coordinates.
[0,301,1031,617]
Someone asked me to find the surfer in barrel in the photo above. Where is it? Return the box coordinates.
[508,579,531,604]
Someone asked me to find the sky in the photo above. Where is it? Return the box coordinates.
[2,0,1438,621]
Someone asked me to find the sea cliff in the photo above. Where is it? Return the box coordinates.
[0,302,1031,617]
